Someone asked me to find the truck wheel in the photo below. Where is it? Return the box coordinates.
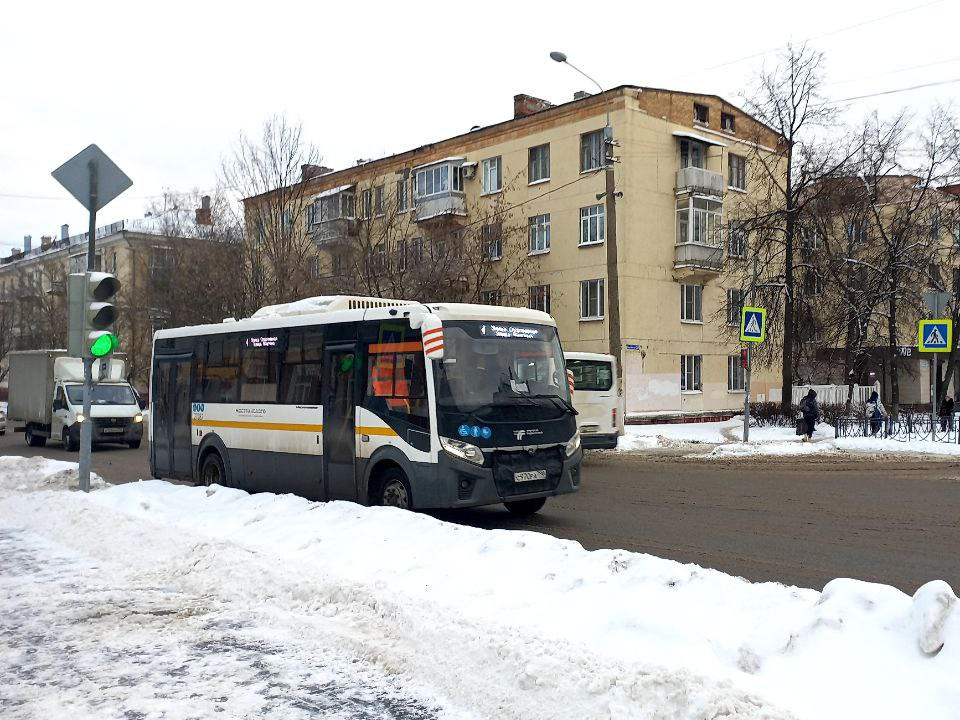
[62,429,78,452]
[25,426,47,448]
[200,452,226,487]
[504,497,546,516]
[128,438,141,449]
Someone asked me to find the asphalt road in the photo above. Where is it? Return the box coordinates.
[2,428,958,594]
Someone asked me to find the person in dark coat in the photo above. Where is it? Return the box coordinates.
[798,388,819,441]
[865,390,886,437]
[939,396,955,432]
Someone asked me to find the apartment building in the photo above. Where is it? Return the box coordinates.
[244,86,785,416]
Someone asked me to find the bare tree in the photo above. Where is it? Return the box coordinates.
[224,115,323,312]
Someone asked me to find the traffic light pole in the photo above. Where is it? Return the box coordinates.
[78,160,99,493]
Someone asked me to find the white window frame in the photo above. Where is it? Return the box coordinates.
[528,214,551,254]
[721,112,736,133]
[374,185,385,216]
[580,130,605,172]
[679,140,706,169]
[481,156,502,195]
[728,153,746,191]
[681,284,703,323]
[528,144,550,184]
[397,178,409,212]
[728,222,746,258]
[414,165,450,199]
[580,278,605,320]
[579,204,606,246]
[726,288,744,326]
[480,289,502,306]
[677,196,722,246]
[483,223,502,261]
[681,354,703,392]
[727,355,745,391]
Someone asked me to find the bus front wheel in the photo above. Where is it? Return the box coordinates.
[200,452,226,487]
[376,468,412,510]
[504,497,546,516]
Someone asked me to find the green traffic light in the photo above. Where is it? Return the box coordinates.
[90,333,119,358]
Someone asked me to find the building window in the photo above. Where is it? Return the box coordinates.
[483,222,502,260]
[728,154,747,190]
[801,227,822,254]
[528,214,551,254]
[581,130,605,172]
[372,242,388,272]
[721,112,736,133]
[374,185,385,216]
[361,188,373,218]
[480,289,502,306]
[694,103,709,125]
[677,197,722,245]
[679,139,705,169]
[482,156,502,194]
[70,253,102,273]
[804,270,823,296]
[528,284,551,314]
[847,218,868,245]
[728,222,747,258]
[727,356,745,391]
[681,355,702,391]
[398,236,424,271]
[529,144,550,183]
[580,278,605,319]
[727,288,744,326]
[397,179,409,211]
[415,165,450,199]
[579,204,605,246]
[681,284,703,322]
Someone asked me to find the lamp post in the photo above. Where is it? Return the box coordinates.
[550,51,622,373]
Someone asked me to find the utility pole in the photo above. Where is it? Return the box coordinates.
[743,257,759,442]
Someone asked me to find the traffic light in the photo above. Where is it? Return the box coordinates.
[68,272,121,358]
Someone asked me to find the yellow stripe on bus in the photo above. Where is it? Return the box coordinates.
[193,419,324,432]
[357,425,399,437]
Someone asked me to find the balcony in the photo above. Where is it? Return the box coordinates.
[414,191,466,223]
[313,217,359,248]
[676,167,724,197]
[674,241,723,279]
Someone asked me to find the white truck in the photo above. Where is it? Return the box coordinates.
[7,350,144,450]
[565,351,625,450]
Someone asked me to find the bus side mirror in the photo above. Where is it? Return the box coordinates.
[417,315,444,360]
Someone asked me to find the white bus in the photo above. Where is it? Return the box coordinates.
[564,352,624,450]
[150,296,582,515]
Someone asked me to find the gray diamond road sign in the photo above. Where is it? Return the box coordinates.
[52,144,132,212]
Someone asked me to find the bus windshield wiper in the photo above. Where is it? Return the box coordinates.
[523,394,578,416]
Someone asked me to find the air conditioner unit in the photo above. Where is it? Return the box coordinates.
[461,162,477,179]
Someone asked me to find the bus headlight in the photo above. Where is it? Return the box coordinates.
[440,436,484,465]
[565,431,581,457]
[134,413,144,423]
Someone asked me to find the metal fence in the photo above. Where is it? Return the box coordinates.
[794,382,880,407]
[835,413,958,443]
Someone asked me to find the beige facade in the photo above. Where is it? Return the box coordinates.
[245,86,786,416]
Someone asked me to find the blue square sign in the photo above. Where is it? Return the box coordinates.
[740,306,766,343]
[919,319,952,352]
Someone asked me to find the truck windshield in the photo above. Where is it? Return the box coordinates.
[434,321,570,414]
[66,384,137,406]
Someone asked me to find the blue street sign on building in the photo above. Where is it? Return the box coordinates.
[919,319,952,352]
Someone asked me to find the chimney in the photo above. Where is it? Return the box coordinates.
[513,93,555,119]
[574,91,592,101]
[40,235,53,250]
[61,224,69,240]
[301,164,333,181]
[23,235,31,253]
[195,195,212,226]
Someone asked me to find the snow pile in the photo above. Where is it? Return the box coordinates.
[1,458,959,719]
[0,455,105,492]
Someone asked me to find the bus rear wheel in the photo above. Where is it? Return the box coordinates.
[504,497,546,516]
[200,452,226,487]
[376,468,412,510]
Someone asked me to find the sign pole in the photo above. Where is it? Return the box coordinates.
[743,258,759,443]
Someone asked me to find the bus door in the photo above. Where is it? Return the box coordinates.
[323,345,358,501]
[153,356,194,480]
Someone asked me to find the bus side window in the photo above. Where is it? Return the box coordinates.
[201,336,240,403]
[364,344,428,429]
[240,330,283,404]
[280,328,322,405]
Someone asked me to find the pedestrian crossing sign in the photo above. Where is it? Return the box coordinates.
[919,319,952,352]
[740,306,767,343]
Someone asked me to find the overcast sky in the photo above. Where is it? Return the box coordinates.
[2,0,957,257]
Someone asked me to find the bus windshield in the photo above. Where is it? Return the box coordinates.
[66,384,138,406]
[434,321,570,414]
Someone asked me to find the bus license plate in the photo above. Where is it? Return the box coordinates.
[514,469,546,483]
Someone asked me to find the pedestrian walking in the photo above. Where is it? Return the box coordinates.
[939,396,955,432]
[865,390,886,437]
[798,389,819,441]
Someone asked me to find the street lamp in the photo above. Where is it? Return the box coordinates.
[550,50,622,371]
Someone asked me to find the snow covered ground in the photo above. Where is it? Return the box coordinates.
[617,417,960,457]
[1,455,958,719]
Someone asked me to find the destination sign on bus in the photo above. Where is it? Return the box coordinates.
[245,335,281,349]
[479,324,542,340]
